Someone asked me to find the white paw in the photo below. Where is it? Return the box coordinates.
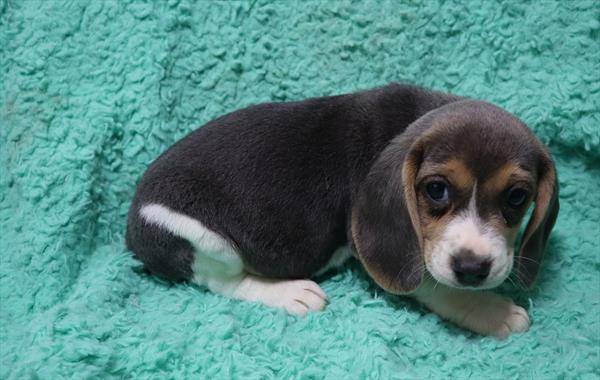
[461,294,530,339]
[233,276,328,316]
[274,280,328,316]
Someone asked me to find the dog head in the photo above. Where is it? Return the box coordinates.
[352,100,559,293]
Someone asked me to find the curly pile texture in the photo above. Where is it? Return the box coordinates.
[1,0,599,378]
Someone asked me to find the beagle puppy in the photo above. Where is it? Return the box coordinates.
[126,84,559,338]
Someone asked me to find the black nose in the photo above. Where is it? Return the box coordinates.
[451,251,491,286]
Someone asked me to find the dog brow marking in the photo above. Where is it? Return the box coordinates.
[418,159,474,192]
[446,159,475,191]
[484,163,533,195]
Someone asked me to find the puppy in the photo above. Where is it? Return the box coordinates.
[126,84,559,338]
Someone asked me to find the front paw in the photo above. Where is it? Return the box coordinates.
[461,294,530,339]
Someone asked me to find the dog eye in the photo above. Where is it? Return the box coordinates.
[507,187,528,207]
[426,181,449,202]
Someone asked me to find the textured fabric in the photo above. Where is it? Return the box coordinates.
[1,0,599,378]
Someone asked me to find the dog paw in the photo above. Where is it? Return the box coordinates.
[275,280,328,316]
[233,276,328,316]
[461,294,530,339]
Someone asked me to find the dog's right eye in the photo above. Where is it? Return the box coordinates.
[426,181,449,202]
[507,187,528,208]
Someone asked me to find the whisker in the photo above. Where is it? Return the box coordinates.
[392,255,425,287]
[506,274,525,291]
[394,255,420,281]
[405,262,426,283]
[517,256,541,265]
[508,266,532,290]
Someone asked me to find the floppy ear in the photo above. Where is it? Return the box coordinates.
[517,153,560,288]
[351,137,425,294]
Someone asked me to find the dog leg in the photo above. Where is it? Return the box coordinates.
[193,269,328,316]
[413,278,530,338]
[140,203,328,315]
[189,253,328,316]
[186,229,328,316]
[229,275,328,316]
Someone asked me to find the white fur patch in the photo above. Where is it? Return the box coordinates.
[426,184,513,289]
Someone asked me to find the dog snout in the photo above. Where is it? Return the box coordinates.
[451,250,492,286]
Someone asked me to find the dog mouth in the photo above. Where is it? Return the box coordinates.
[424,254,513,291]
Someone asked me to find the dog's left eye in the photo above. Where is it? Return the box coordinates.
[507,187,528,207]
[426,181,449,202]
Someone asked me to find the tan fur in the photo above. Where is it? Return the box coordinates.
[418,159,475,192]
[419,202,454,262]
[521,161,556,246]
[487,214,520,247]
[483,163,533,195]
[402,150,424,251]
[484,162,537,248]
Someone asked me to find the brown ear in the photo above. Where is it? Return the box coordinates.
[517,153,560,288]
[351,137,425,294]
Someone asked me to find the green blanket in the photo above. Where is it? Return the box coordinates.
[1,0,599,378]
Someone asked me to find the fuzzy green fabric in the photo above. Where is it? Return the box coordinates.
[1,0,599,378]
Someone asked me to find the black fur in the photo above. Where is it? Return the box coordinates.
[126,84,458,280]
